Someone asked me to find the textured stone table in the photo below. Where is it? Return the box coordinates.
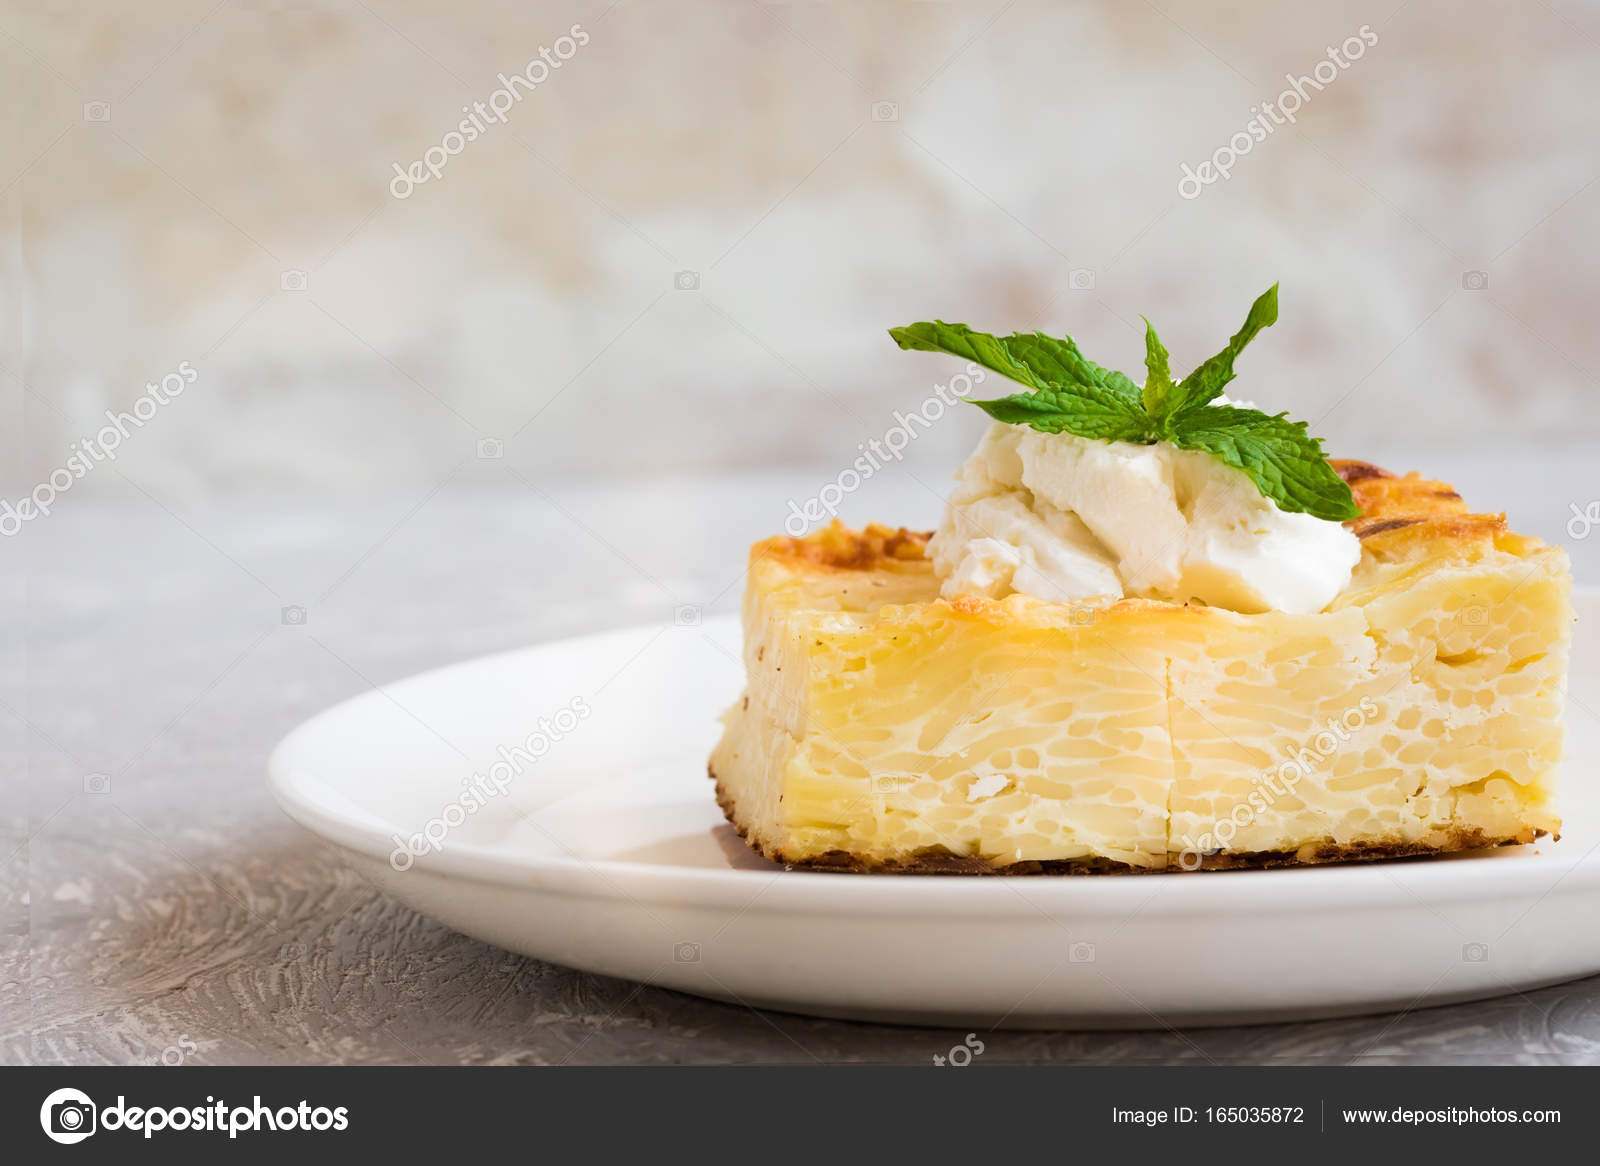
[6,457,1599,1065]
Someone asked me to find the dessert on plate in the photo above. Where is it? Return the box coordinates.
[710,286,1571,872]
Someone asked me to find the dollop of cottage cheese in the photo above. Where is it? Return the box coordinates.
[931,413,1361,615]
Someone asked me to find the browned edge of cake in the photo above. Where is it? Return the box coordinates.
[711,766,1548,875]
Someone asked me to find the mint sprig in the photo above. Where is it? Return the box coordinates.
[887,284,1360,521]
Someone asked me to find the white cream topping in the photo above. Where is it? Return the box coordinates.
[931,413,1362,615]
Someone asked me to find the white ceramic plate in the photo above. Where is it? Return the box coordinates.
[269,592,1600,1029]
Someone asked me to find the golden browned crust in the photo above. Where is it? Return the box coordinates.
[1188,827,1543,871]
[710,765,1546,875]
[1331,458,1517,560]
[753,521,932,573]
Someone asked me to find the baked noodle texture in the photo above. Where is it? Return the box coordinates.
[708,461,1571,872]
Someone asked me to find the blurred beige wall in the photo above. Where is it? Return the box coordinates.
[4,0,1598,496]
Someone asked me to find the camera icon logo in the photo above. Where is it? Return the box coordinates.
[82,101,111,123]
[871,101,899,122]
[40,1087,97,1144]
[1065,602,1097,627]
[1069,268,1096,291]
[1461,270,1489,291]
[1069,940,1096,964]
[83,772,111,796]
[1462,942,1489,963]
[280,269,308,292]
[281,605,307,626]
[673,941,701,963]
[476,437,504,459]
[674,270,700,291]
[1568,501,1600,540]
[673,604,702,627]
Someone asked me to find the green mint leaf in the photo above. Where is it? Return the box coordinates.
[968,384,1151,441]
[888,322,1140,400]
[1005,333,1142,399]
[1140,316,1177,422]
[890,321,1150,442]
[1169,283,1279,417]
[889,321,1064,395]
[1170,405,1359,521]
